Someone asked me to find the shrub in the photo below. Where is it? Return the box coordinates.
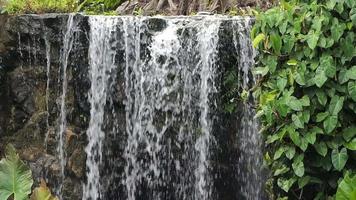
[2,0,78,14]
[252,0,356,199]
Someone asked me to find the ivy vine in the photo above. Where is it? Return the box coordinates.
[252,0,356,199]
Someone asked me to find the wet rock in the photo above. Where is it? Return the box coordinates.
[68,147,86,178]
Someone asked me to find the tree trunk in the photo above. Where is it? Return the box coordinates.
[178,0,189,15]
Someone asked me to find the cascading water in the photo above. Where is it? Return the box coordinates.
[10,14,264,200]
[83,16,120,200]
[57,14,77,199]
[44,31,51,149]
[233,18,265,200]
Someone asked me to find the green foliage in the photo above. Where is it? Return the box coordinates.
[336,172,356,200]
[253,0,356,198]
[77,0,124,14]
[2,0,78,14]
[0,144,33,200]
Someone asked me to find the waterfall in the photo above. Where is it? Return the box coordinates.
[57,14,77,199]
[83,16,120,200]
[77,15,264,200]
[44,32,51,149]
[233,18,264,200]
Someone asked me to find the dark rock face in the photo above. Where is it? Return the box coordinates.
[0,14,89,200]
[0,14,261,200]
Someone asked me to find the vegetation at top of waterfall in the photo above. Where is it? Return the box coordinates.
[1,0,78,14]
[252,0,356,199]
[0,144,58,200]
[0,0,276,15]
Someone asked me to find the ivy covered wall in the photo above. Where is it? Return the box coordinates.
[252,0,356,199]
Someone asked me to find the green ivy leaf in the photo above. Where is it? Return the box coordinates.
[287,96,303,111]
[252,33,265,48]
[316,112,329,122]
[328,96,344,115]
[298,176,311,189]
[292,114,304,129]
[277,77,287,91]
[274,165,290,176]
[316,91,328,106]
[338,69,350,84]
[314,142,328,157]
[331,18,346,42]
[314,70,328,88]
[305,132,316,144]
[321,55,336,78]
[345,138,356,150]
[277,177,297,192]
[274,146,286,160]
[285,146,296,160]
[347,66,356,80]
[348,82,356,101]
[307,30,320,50]
[323,115,338,134]
[270,33,282,54]
[289,128,301,146]
[292,154,304,177]
[331,148,348,171]
[342,127,356,141]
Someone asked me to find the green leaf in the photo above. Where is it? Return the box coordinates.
[342,127,356,141]
[292,154,304,177]
[301,95,310,106]
[345,138,356,150]
[274,146,285,160]
[339,69,350,84]
[270,33,282,54]
[321,55,336,78]
[347,66,356,80]
[305,132,316,144]
[331,148,348,171]
[328,96,344,115]
[348,82,356,101]
[252,33,266,48]
[287,96,303,111]
[287,59,298,66]
[274,165,290,176]
[253,67,269,76]
[289,129,301,146]
[307,30,320,50]
[315,70,328,88]
[336,172,356,200]
[331,18,346,42]
[316,91,327,106]
[0,144,33,200]
[277,77,287,91]
[298,176,311,189]
[285,146,296,160]
[314,142,328,157]
[323,115,338,134]
[316,112,329,122]
[277,177,297,192]
[292,114,304,129]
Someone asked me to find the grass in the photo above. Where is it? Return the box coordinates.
[1,0,78,14]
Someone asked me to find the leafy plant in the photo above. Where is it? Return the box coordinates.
[77,0,124,14]
[336,172,356,200]
[2,0,78,14]
[0,144,33,200]
[30,180,58,200]
[252,0,356,198]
